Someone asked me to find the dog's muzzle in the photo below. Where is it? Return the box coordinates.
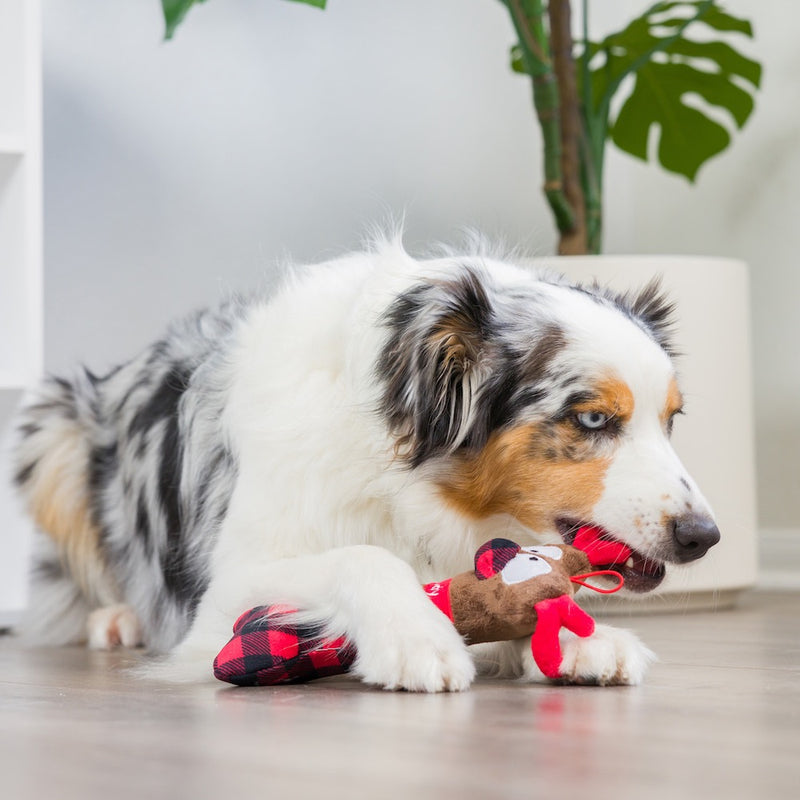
[670,513,721,563]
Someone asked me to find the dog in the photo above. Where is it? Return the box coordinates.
[12,236,720,690]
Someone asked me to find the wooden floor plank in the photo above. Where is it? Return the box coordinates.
[2,590,798,799]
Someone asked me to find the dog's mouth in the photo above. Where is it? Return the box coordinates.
[556,519,666,593]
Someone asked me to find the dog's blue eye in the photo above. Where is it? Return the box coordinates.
[576,411,609,431]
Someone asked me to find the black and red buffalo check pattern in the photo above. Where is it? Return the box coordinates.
[473,538,522,579]
[213,604,356,686]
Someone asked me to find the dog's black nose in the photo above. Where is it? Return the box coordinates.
[671,513,721,563]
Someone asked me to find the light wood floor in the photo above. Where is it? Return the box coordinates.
[2,590,798,799]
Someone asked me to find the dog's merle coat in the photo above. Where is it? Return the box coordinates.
[15,303,246,649]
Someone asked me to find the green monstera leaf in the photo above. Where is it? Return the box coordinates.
[587,0,761,181]
[162,0,205,39]
[162,0,327,40]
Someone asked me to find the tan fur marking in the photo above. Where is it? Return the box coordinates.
[24,425,111,602]
[437,422,610,531]
[662,377,684,425]
[573,375,635,424]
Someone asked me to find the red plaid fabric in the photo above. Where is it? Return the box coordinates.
[474,538,522,580]
[213,604,356,686]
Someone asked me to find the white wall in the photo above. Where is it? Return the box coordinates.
[43,0,552,369]
[42,0,798,530]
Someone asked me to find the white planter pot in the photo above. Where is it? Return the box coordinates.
[532,255,758,611]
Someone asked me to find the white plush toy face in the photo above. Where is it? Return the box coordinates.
[500,545,563,585]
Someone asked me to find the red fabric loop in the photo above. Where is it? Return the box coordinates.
[570,570,625,594]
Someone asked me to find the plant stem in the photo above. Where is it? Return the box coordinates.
[578,0,602,253]
[580,126,602,253]
[503,0,576,237]
[548,0,587,254]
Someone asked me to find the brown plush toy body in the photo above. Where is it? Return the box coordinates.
[431,540,594,644]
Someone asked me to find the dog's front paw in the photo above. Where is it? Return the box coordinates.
[353,611,475,693]
[557,623,656,686]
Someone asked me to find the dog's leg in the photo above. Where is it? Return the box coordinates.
[474,625,656,686]
[87,604,144,650]
[158,545,476,692]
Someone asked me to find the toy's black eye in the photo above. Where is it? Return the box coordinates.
[576,411,610,431]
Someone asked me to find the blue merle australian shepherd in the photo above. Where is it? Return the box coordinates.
[13,237,720,690]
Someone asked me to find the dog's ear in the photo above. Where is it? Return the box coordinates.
[612,278,677,356]
[628,278,677,355]
[378,268,492,467]
[474,539,522,579]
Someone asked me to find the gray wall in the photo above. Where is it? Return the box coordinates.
[43,0,799,530]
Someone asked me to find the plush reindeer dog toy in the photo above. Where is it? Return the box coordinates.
[213,527,628,686]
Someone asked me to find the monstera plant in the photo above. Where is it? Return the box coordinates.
[161,0,761,255]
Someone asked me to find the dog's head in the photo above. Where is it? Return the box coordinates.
[378,261,720,592]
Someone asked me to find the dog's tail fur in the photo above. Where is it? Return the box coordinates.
[12,373,118,644]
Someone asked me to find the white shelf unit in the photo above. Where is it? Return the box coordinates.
[0,0,42,627]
